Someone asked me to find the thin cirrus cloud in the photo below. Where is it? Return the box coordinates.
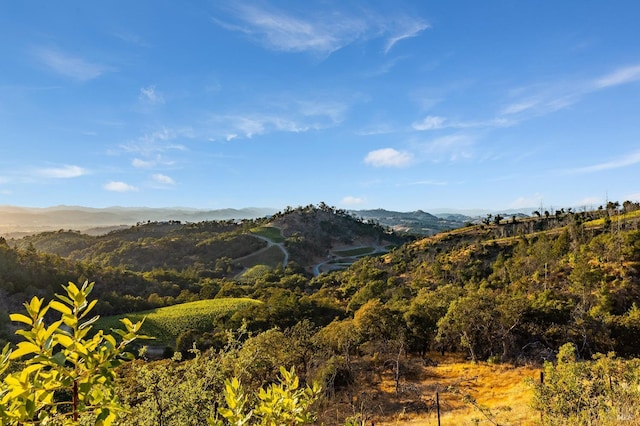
[38,165,87,178]
[422,134,475,162]
[500,64,640,119]
[383,20,430,54]
[32,47,111,81]
[364,148,413,168]
[103,181,138,192]
[567,150,640,175]
[593,64,640,89]
[213,3,427,56]
[412,115,513,131]
[209,104,345,140]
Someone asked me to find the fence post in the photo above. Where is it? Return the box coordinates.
[540,371,544,423]
[436,391,441,426]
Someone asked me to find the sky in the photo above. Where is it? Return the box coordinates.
[1,1,639,213]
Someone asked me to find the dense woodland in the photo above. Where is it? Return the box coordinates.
[1,202,640,424]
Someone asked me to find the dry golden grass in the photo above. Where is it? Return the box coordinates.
[372,353,540,426]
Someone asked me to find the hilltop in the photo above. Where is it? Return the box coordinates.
[0,204,512,238]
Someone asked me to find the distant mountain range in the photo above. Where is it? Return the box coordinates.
[0,205,534,238]
[349,209,472,235]
[0,205,278,237]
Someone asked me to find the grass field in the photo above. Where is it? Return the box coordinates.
[373,354,540,426]
[251,226,285,243]
[236,245,285,269]
[584,209,640,228]
[95,298,262,346]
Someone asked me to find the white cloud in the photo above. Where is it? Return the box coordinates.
[214,4,427,57]
[38,165,87,178]
[104,181,138,192]
[413,115,513,132]
[509,194,543,209]
[384,21,430,54]
[341,196,366,206]
[139,86,165,104]
[364,148,413,167]
[213,4,363,55]
[500,99,541,115]
[132,158,154,168]
[594,65,640,89]
[152,174,175,185]
[412,115,446,131]
[568,150,640,174]
[209,103,345,139]
[499,64,640,122]
[120,129,189,169]
[33,47,111,81]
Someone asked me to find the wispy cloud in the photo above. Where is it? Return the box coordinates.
[152,173,175,185]
[208,99,346,140]
[412,115,446,130]
[567,150,640,174]
[139,86,165,105]
[104,181,138,192]
[38,165,87,178]
[32,47,112,81]
[500,63,640,120]
[412,115,513,131]
[213,3,427,57]
[422,134,475,161]
[364,148,413,168]
[594,65,640,89]
[120,128,189,157]
[356,123,395,136]
[384,20,430,54]
[341,196,366,206]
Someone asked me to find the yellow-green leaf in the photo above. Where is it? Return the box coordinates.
[9,313,33,326]
[9,342,40,359]
[49,301,72,315]
[55,334,74,348]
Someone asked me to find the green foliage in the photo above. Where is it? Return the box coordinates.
[0,281,146,425]
[250,226,285,244]
[530,343,640,425]
[96,298,262,346]
[210,366,321,426]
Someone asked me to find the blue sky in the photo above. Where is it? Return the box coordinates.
[1,1,639,212]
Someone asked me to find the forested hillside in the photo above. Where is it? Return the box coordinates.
[1,201,640,424]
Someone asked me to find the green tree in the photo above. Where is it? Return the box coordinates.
[531,343,640,425]
[0,281,146,425]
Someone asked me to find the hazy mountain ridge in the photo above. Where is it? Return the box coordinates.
[351,208,472,235]
[0,205,542,238]
[0,205,278,237]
